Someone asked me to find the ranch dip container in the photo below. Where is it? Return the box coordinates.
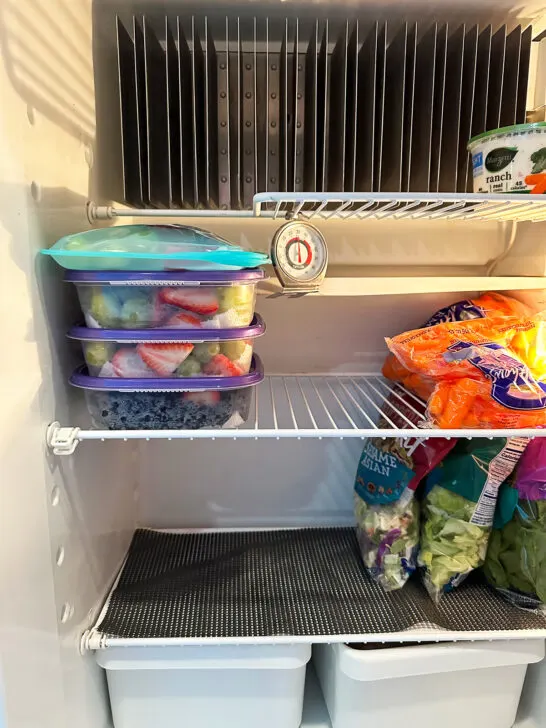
[468,122,546,193]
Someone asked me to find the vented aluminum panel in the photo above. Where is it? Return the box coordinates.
[91,528,546,643]
[114,17,533,209]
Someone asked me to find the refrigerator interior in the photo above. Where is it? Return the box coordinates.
[1,0,546,727]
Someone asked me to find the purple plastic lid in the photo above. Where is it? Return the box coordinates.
[67,314,265,342]
[64,269,265,284]
[69,355,264,391]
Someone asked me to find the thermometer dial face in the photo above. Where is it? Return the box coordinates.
[271,222,328,286]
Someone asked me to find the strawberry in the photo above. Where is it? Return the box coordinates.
[203,354,244,377]
[159,288,219,315]
[137,343,194,375]
[182,391,221,406]
[164,311,203,329]
[111,349,154,377]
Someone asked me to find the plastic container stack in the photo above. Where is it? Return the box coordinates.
[43,225,268,430]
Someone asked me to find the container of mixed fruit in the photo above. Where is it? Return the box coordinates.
[68,315,265,378]
[64,269,264,329]
[69,356,264,430]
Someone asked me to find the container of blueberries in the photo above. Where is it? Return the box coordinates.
[69,356,264,430]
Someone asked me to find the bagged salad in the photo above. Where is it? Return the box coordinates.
[484,438,546,609]
[420,437,528,602]
[354,390,454,590]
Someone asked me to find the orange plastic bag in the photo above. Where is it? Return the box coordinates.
[382,293,530,398]
[385,315,546,429]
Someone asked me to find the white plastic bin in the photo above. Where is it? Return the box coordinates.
[314,640,545,728]
[96,643,311,728]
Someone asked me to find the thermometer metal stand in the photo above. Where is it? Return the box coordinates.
[270,221,328,295]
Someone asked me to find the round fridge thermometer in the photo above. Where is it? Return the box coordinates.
[270,221,328,294]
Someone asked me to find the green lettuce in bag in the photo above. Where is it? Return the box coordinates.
[419,437,528,602]
[484,438,546,609]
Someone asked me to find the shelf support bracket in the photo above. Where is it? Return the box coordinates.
[46,422,81,456]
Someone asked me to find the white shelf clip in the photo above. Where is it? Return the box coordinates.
[46,422,81,456]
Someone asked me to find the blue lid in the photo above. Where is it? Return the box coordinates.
[69,355,264,391]
[64,269,265,284]
[67,314,265,342]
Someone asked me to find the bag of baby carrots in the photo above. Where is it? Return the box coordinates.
[385,314,546,430]
[382,292,530,402]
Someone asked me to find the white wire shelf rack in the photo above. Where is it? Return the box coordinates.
[47,374,546,455]
[89,193,546,223]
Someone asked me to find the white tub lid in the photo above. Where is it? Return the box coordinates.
[334,639,545,682]
[96,643,311,671]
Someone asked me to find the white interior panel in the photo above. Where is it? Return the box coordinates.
[0,2,138,728]
[1,0,546,726]
[138,438,361,528]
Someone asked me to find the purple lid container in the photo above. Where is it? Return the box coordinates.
[69,355,264,391]
[64,269,265,284]
[67,314,265,342]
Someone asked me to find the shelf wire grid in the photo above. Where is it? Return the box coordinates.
[50,374,546,450]
[252,192,546,222]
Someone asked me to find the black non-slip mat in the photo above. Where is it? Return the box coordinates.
[96,528,546,639]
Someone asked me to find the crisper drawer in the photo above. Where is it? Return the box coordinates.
[96,644,311,728]
[314,640,545,728]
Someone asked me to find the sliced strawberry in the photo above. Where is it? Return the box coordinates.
[111,349,154,377]
[164,311,203,329]
[203,354,244,377]
[137,343,194,375]
[182,391,221,406]
[159,287,219,315]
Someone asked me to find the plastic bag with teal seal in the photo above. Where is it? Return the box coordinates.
[354,390,455,591]
[419,437,528,603]
[484,438,546,610]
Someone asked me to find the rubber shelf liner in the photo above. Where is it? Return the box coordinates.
[94,528,546,641]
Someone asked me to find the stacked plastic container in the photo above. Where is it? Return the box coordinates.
[44,225,268,430]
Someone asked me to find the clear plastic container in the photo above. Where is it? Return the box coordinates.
[69,356,263,430]
[65,269,264,329]
[42,224,269,271]
[68,315,265,378]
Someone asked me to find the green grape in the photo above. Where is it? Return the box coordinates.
[177,357,202,377]
[221,340,246,360]
[193,342,221,363]
[89,289,121,327]
[120,297,153,328]
[218,285,254,313]
[85,342,115,367]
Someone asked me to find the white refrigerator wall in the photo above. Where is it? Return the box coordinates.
[0,2,138,728]
[0,1,546,728]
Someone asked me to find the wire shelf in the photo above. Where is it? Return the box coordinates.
[90,193,546,223]
[48,374,546,454]
[253,192,546,222]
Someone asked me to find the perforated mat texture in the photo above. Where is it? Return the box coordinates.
[95,528,546,640]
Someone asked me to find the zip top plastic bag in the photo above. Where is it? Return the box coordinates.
[382,292,532,408]
[386,315,546,429]
[419,437,529,603]
[354,389,455,591]
[484,437,546,610]
[41,224,270,271]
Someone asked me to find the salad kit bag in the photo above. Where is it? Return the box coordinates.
[354,391,454,590]
[419,437,529,603]
[484,438,546,610]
